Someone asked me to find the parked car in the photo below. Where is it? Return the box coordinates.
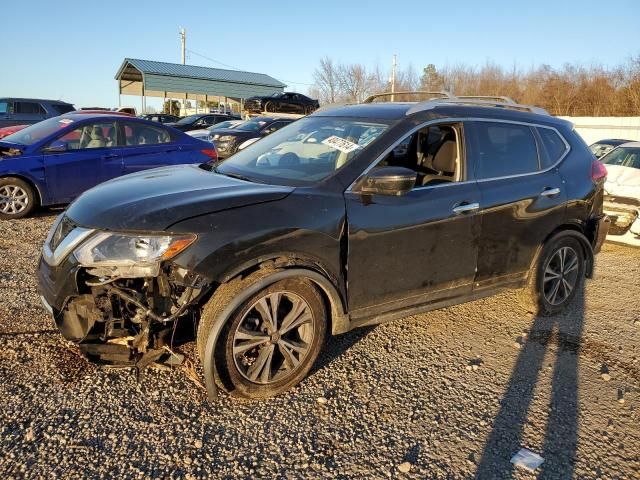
[167,114,240,132]
[244,92,319,115]
[589,138,633,158]
[599,142,640,246]
[0,114,217,219]
[0,124,28,139]
[186,120,244,142]
[139,114,180,124]
[37,96,609,401]
[210,117,296,158]
[0,98,75,127]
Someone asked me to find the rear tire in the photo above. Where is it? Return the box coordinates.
[264,101,276,113]
[0,177,37,219]
[519,235,585,316]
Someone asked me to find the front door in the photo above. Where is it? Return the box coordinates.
[44,120,122,203]
[345,122,481,317]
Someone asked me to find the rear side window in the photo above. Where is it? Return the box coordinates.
[472,122,539,179]
[53,104,75,115]
[16,102,46,115]
[0,101,8,114]
[537,127,567,168]
[122,121,173,146]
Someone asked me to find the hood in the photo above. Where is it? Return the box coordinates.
[604,165,640,199]
[66,164,293,231]
[212,128,255,138]
[187,129,210,137]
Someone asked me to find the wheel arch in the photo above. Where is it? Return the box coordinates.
[202,266,348,401]
[0,174,44,206]
[530,224,595,280]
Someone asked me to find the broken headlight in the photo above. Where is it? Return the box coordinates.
[73,232,196,278]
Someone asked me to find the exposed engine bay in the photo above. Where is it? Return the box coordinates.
[61,262,209,375]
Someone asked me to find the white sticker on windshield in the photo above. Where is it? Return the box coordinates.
[58,119,74,124]
[321,135,361,154]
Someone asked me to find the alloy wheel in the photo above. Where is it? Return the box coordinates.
[232,291,314,384]
[0,185,29,215]
[542,246,579,305]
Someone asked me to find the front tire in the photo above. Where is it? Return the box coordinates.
[264,101,276,113]
[0,177,37,219]
[519,235,585,316]
[198,272,326,399]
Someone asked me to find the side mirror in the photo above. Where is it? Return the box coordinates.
[359,167,416,196]
[42,141,67,153]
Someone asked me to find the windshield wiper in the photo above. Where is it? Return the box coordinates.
[213,167,263,184]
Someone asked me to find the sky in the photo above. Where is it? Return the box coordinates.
[3,0,639,110]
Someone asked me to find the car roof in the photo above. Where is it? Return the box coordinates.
[0,97,73,105]
[594,139,634,145]
[619,141,640,148]
[59,113,159,122]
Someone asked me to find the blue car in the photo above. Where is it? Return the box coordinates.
[0,114,218,218]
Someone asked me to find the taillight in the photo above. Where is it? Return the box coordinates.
[591,160,607,182]
[201,148,218,161]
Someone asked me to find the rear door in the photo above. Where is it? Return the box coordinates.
[13,101,47,125]
[120,120,185,174]
[43,120,122,203]
[468,120,568,288]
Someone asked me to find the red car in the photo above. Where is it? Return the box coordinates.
[0,124,28,139]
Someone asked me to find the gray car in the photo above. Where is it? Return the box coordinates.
[0,98,75,127]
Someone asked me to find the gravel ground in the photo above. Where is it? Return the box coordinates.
[0,213,639,479]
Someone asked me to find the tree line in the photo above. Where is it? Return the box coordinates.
[310,56,640,116]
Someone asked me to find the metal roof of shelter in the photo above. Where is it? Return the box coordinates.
[115,58,286,104]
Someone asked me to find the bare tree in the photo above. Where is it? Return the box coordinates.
[313,56,340,104]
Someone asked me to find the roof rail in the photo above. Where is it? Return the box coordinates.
[456,95,517,104]
[362,91,453,103]
[406,98,549,116]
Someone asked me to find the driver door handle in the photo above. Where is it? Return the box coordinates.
[452,202,480,215]
[540,187,561,197]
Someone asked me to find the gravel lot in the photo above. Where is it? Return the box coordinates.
[1,212,639,479]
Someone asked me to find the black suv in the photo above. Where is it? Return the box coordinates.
[37,95,609,400]
[167,113,240,132]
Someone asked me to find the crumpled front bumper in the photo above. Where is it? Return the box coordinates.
[603,200,640,236]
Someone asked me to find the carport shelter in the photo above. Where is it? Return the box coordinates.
[115,58,286,112]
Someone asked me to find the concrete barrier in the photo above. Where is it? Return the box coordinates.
[559,116,640,145]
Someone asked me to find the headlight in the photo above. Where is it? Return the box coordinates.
[207,134,215,141]
[74,232,196,278]
[217,135,235,142]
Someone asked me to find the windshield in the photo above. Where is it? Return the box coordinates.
[235,118,272,132]
[601,146,640,170]
[208,120,237,132]
[175,115,201,125]
[2,116,73,146]
[215,116,390,186]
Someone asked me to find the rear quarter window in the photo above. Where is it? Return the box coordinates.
[537,127,568,168]
[53,104,75,115]
[471,122,540,179]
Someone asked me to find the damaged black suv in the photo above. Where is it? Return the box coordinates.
[37,94,610,400]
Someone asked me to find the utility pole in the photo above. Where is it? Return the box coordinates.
[391,54,397,102]
[180,28,186,65]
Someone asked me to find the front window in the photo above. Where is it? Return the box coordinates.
[2,116,74,145]
[214,116,390,186]
[601,147,640,170]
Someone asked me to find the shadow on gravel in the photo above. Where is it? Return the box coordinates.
[312,325,376,375]
[476,287,585,478]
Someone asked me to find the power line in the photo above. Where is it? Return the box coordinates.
[186,49,315,87]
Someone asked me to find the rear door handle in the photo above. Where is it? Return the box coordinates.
[101,153,120,159]
[540,187,561,197]
[452,202,480,215]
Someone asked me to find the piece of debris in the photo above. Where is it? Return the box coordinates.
[510,448,544,472]
[617,389,625,404]
[397,462,412,473]
[601,373,611,382]
[513,342,522,349]
[194,439,203,449]
[25,427,35,442]
[316,396,328,405]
